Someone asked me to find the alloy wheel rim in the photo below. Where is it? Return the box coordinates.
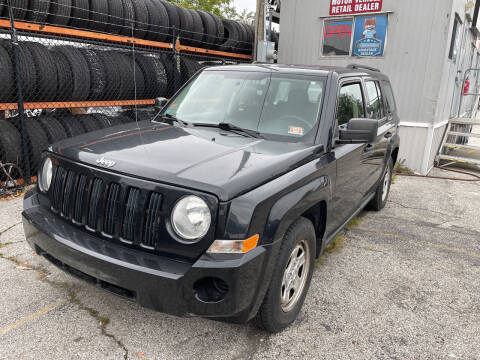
[382,166,391,202]
[280,240,310,312]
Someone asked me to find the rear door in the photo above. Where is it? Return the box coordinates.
[362,78,389,190]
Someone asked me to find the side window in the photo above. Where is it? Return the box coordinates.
[382,82,396,114]
[337,82,365,126]
[365,80,384,119]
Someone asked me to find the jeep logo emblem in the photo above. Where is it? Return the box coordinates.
[96,157,116,168]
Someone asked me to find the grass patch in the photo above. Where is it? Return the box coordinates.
[324,233,344,254]
[394,160,414,175]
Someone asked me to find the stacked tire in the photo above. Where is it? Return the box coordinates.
[0,1,254,52]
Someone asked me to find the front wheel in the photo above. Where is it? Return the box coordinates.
[367,157,393,211]
[254,217,316,333]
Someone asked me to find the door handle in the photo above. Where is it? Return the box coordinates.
[384,132,393,139]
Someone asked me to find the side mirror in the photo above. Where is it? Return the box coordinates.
[155,97,168,109]
[338,118,378,144]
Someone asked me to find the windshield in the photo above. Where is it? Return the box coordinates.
[162,70,326,140]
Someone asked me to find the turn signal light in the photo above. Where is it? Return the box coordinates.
[207,234,259,254]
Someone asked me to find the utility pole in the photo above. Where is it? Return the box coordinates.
[253,0,265,61]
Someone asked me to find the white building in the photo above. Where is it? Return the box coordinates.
[278,0,480,174]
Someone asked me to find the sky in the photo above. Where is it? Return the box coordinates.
[233,0,257,12]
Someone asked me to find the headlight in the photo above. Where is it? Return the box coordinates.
[171,195,211,241]
[38,157,53,193]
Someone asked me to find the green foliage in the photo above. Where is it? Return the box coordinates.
[172,0,255,22]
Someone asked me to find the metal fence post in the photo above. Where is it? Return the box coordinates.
[6,0,31,183]
[172,25,179,94]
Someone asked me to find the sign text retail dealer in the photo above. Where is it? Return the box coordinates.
[330,0,383,15]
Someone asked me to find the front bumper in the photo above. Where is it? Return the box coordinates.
[22,190,276,322]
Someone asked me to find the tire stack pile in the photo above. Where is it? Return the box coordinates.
[0,0,254,53]
[0,113,138,173]
[0,41,171,102]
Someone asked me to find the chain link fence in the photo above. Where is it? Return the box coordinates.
[0,0,253,196]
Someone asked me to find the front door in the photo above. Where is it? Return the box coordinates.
[326,80,374,236]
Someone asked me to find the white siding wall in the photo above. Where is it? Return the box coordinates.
[278,0,478,174]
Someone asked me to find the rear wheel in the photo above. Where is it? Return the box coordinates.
[367,157,393,211]
[254,217,316,333]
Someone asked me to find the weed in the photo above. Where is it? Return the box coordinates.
[394,159,414,175]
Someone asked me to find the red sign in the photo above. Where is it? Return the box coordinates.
[329,0,383,16]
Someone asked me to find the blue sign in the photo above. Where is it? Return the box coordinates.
[352,15,388,57]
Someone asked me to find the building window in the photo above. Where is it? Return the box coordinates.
[322,14,388,57]
[449,15,462,62]
[337,82,365,125]
[323,18,353,56]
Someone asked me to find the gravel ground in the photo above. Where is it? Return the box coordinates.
[0,169,479,360]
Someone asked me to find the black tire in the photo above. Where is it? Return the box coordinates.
[119,0,135,36]
[36,116,68,144]
[175,4,193,43]
[160,53,177,97]
[367,157,393,211]
[106,0,124,34]
[16,43,37,102]
[26,0,51,23]
[90,113,112,128]
[57,114,86,137]
[110,51,134,99]
[77,114,101,133]
[48,0,71,26]
[254,217,316,333]
[23,42,58,101]
[0,120,22,167]
[55,46,90,101]
[116,114,133,124]
[8,117,49,173]
[180,57,199,84]
[197,10,215,48]
[131,0,148,39]
[89,0,108,32]
[132,58,145,99]
[0,43,14,102]
[69,0,89,29]
[144,0,169,43]
[7,0,28,20]
[209,12,224,48]
[160,0,179,42]
[96,51,121,100]
[52,49,74,101]
[188,9,204,46]
[220,19,239,52]
[79,48,107,101]
[235,21,248,53]
[135,53,167,99]
[106,115,123,126]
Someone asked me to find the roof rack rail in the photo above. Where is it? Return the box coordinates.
[347,64,381,72]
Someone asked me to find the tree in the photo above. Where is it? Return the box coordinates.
[173,0,255,23]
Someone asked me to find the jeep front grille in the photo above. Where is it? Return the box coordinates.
[50,165,163,249]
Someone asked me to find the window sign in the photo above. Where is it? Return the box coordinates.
[323,18,353,56]
[351,15,388,57]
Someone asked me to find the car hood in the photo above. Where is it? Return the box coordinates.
[50,121,320,201]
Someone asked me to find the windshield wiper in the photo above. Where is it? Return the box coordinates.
[193,122,263,139]
[152,113,188,127]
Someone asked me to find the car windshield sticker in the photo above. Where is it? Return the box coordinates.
[288,126,304,136]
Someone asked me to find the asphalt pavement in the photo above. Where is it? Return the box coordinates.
[0,169,479,360]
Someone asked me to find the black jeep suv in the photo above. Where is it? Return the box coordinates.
[23,64,400,333]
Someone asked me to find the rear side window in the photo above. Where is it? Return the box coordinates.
[365,80,384,119]
[382,82,396,114]
[337,82,365,126]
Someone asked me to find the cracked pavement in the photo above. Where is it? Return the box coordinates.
[0,169,479,359]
